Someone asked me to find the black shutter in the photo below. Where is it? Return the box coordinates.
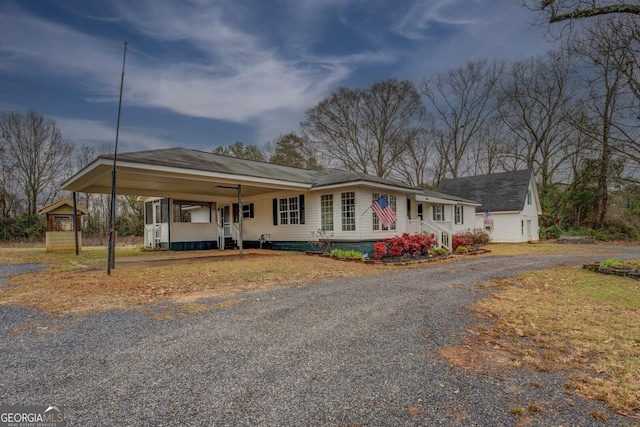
[272,198,278,226]
[299,194,305,224]
[250,203,254,218]
[407,199,411,219]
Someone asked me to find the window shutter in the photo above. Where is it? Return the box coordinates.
[299,194,305,224]
[250,203,254,218]
[407,199,411,219]
[272,198,278,226]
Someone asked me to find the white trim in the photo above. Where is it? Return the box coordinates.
[416,194,481,206]
[313,180,422,194]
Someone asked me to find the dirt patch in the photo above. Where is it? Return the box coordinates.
[439,339,517,373]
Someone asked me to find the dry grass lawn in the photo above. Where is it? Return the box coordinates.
[0,248,388,314]
[446,266,640,419]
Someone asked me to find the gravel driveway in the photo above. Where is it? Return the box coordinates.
[1,248,639,426]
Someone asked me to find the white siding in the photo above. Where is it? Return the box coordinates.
[159,223,169,243]
[475,179,540,243]
[171,222,217,242]
[235,188,412,242]
[190,207,211,223]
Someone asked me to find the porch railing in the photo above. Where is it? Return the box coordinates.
[144,225,161,249]
[407,219,451,252]
[216,223,225,250]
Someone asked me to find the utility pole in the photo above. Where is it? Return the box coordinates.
[107,42,127,275]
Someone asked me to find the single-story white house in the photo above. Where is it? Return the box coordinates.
[62,147,537,252]
[437,169,542,243]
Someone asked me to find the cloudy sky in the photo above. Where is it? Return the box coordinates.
[0,0,554,153]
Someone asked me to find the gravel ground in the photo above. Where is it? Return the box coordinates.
[1,249,639,426]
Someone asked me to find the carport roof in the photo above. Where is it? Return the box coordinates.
[62,147,422,201]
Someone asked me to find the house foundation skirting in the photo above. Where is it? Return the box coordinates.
[163,239,379,254]
[169,241,218,251]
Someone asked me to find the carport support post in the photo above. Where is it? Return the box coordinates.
[72,192,79,256]
[238,184,243,258]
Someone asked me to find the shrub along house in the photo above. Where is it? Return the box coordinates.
[437,169,542,243]
[62,147,484,253]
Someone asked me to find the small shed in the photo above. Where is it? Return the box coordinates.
[38,197,88,252]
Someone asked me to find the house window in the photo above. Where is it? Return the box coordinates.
[521,220,524,236]
[417,203,423,220]
[232,203,255,222]
[320,194,334,231]
[160,198,170,223]
[52,215,73,231]
[173,201,211,223]
[527,189,532,205]
[243,203,254,219]
[433,204,445,221]
[279,196,299,225]
[272,195,305,226]
[454,205,464,225]
[145,202,153,225]
[341,192,356,231]
[372,193,396,231]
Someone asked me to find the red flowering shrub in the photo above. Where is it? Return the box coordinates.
[451,235,469,251]
[372,233,438,259]
[452,229,491,251]
[373,241,389,259]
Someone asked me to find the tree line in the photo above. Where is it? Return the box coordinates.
[2,2,640,241]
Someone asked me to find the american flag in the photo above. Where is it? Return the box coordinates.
[372,195,397,228]
[483,210,493,225]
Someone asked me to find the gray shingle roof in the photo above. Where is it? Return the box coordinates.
[105,147,419,191]
[436,169,534,213]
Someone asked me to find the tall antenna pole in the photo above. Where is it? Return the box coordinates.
[108,42,128,275]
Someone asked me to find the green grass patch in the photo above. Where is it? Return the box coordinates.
[329,248,364,259]
[1,246,167,270]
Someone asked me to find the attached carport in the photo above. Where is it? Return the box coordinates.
[62,147,316,267]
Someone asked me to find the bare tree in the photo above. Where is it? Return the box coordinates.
[466,116,510,176]
[422,60,505,178]
[0,111,74,215]
[301,79,424,178]
[524,0,640,23]
[525,1,640,104]
[569,20,638,228]
[497,50,583,203]
[393,126,433,187]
